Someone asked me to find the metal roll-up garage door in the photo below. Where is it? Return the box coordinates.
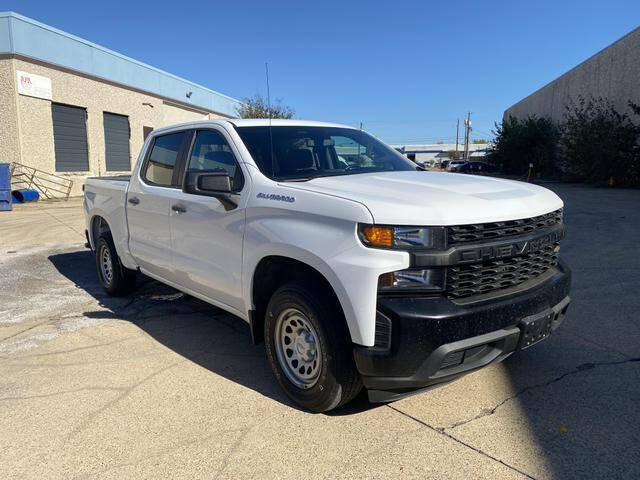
[103,112,131,171]
[52,103,89,172]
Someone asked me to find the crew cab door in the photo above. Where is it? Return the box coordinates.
[169,128,248,314]
[127,130,190,279]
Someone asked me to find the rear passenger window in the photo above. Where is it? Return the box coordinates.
[187,130,244,191]
[144,132,185,186]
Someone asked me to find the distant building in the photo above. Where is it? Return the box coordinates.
[504,27,640,122]
[0,12,241,195]
[393,144,492,165]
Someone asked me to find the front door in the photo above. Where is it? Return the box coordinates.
[127,130,189,279]
[169,128,248,314]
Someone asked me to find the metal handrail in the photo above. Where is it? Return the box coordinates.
[9,162,74,200]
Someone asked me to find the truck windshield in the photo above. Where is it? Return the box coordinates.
[234,126,417,181]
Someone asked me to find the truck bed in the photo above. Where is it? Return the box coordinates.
[84,176,131,258]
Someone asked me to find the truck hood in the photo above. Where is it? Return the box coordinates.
[284,171,563,225]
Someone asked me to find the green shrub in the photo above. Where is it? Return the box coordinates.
[490,115,560,176]
[560,97,640,185]
[491,97,640,186]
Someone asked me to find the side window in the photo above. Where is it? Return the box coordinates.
[143,131,185,186]
[187,130,244,191]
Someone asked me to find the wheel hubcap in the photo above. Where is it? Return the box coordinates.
[100,247,113,285]
[274,308,322,389]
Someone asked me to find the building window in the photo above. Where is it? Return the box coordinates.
[103,112,131,171]
[51,103,89,172]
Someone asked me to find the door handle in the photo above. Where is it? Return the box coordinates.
[128,196,140,205]
[171,204,187,214]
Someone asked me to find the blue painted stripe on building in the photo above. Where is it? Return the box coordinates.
[0,12,241,117]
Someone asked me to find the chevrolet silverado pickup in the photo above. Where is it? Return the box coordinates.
[83,119,571,412]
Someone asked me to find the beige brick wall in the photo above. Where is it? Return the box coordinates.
[161,101,209,124]
[10,58,228,196]
[0,58,21,165]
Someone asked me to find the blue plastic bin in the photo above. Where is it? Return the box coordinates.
[12,189,39,203]
[0,163,11,211]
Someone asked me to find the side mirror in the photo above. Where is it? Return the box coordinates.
[185,171,232,196]
[184,171,238,210]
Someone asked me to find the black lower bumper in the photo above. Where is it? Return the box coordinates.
[354,260,572,403]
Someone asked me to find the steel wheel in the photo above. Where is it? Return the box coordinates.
[100,246,114,286]
[274,307,323,389]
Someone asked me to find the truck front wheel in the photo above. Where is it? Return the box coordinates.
[264,283,362,412]
[95,233,137,296]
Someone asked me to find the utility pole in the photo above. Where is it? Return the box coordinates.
[463,112,472,160]
[455,119,459,157]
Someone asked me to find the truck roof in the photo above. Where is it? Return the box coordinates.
[228,119,354,129]
[151,119,356,136]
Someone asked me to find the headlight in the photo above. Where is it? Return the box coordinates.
[358,224,445,250]
[378,268,445,292]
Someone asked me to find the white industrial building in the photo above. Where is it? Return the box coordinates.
[0,12,241,197]
[393,144,492,166]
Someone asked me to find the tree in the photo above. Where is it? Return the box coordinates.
[489,97,640,185]
[472,139,488,144]
[560,96,640,184]
[490,115,560,176]
[236,94,294,119]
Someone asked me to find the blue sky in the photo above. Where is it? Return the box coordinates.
[3,0,640,144]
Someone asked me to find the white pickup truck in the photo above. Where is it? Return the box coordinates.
[83,119,571,412]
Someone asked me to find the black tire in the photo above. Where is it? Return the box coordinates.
[95,232,137,296]
[264,282,362,412]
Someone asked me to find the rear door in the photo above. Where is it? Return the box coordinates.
[52,103,89,172]
[103,112,131,171]
[169,127,248,313]
[127,130,191,279]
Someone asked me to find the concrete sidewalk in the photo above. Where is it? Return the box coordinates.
[0,197,85,252]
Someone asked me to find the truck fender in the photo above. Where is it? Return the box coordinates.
[244,243,361,344]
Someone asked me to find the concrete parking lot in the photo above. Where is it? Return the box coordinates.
[1,184,639,479]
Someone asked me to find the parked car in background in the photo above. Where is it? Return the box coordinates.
[84,119,571,412]
[446,160,466,172]
[440,160,450,170]
[418,159,436,168]
[458,161,494,174]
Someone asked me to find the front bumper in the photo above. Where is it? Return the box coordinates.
[354,259,572,403]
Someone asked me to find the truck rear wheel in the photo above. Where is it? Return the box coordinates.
[95,232,137,296]
[264,283,362,412]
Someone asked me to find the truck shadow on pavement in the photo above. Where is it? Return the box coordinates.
[48,249,376,415]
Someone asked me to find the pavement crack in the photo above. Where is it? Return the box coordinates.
[64,360,184,444]
[0,319,53,343]
[70,426,250,480]
[447,357,640,430]
[214,413,279,479]
[7,335,141,359]
[387,405,536,480]
[0,386,127,402]
[40,208,85,237]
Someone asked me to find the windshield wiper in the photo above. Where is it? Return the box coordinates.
[278,172,341,182]
[278,176,317,182]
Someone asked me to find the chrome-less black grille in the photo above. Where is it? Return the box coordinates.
[446,242,560,299]
[447,209,563,246]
